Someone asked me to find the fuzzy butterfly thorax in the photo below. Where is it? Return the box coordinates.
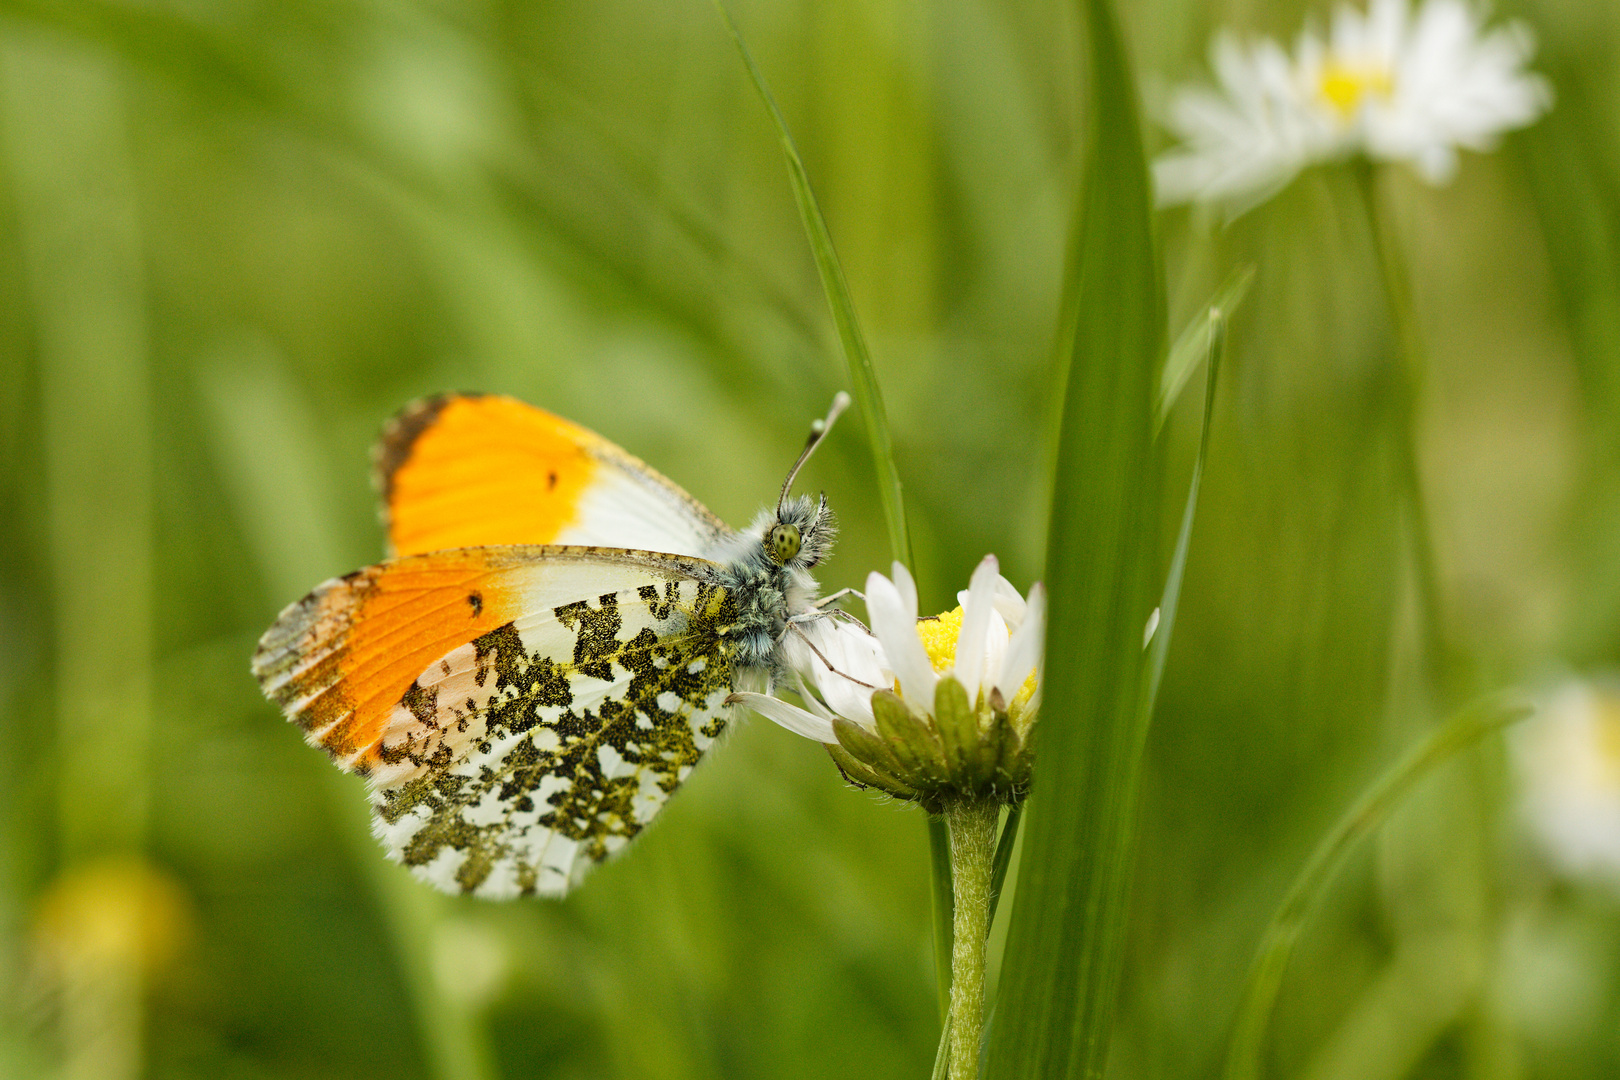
[703,494,836,690]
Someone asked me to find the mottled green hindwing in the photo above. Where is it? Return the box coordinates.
[369,576,738,898]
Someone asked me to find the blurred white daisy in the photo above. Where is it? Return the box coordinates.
[1514,679,1620,884]
[1154,0,1552,210]
[733,555,1045,805]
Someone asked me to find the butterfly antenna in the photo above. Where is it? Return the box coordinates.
[778,392,851,514]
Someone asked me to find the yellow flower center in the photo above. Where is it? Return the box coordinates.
[913,606,1038,714]
[1317,61,1393,117]
[1595,695,1620,789]
[917,608,964,672]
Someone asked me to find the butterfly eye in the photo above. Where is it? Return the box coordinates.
[768,523,802,565]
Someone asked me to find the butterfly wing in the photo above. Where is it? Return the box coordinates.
[375,393,729,558]
[252,545,739,898]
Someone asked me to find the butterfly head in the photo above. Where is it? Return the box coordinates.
[766,492,834,571]
[766,392,848,572]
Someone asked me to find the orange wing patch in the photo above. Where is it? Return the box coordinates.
[377,394,601,557]
[253,548,526,775]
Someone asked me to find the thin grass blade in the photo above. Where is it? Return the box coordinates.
[986,805,1022,929]
[710,5,943,1044]
[712,0,911,569]
[983,0,1164,1073]
[1156,264,1253,433]
[931,1015,953,1080]
[928,815,956,1023]
[1146,308,1225,706]
[1221,695,1533,1080]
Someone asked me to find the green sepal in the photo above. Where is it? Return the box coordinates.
[871,689,948,786]
[826,742,918,801]
[933,676,978,782]
[995,712,1031,793]
[832,714,908,779]
[975,702,1009,793]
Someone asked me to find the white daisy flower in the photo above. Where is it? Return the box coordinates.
[732,555,1045,806]
[866,555,1045,730]
[1154,0,1552,210]
[1514,678,1620,885]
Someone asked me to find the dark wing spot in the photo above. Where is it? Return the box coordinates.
[554,596,623,682]
[401,681,439,727]
[467,591,484,617]
[547,471,559,491]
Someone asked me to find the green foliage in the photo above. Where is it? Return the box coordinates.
[0,1,1614,1079]
[984,0,1163,1074]
[1224,695,1532,1080]
[1156,266,1251,433]
[1149,305,1227,707]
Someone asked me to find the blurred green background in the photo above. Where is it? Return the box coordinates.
[1,0,1618,1077]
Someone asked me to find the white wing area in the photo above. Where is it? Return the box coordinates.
[366,567,737,899]
[555,458,726,557]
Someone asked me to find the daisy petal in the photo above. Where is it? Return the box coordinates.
[866,568,935,705]
[955,574,1028,631]
[992,576,1028,631]
[729,691,838,744]
[890,561,920,620]
[805,621,887,728]
[999,583,1046,697]
[789,672,837,720]
[954,555,1001,703]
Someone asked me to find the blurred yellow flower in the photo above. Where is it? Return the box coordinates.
[32,858,191,978]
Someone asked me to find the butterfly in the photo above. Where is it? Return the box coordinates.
[252,391,849,899]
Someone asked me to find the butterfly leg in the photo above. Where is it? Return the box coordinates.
[810,587,864,609]
[789,606,870,634]
[787,621,882,690]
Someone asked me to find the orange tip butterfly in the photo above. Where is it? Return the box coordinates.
[253,391,850,898]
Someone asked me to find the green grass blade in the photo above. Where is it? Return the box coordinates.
[931,1015,953,1080]
[984,0,1164,1073]
[928,815,956,1024]
[1516,65,1620,653]
[1221,695,1533,1080]
[986,805,1023,930]
[711,0,911,570]
[1155,265,1252,434]
[713,5,938,1043]
[2,30,155,861]
[1146,309,1225,706]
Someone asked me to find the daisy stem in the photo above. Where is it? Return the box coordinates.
[1356,164,1508,1080]
[1354,161,1452,695]
[943,798,999,1080]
